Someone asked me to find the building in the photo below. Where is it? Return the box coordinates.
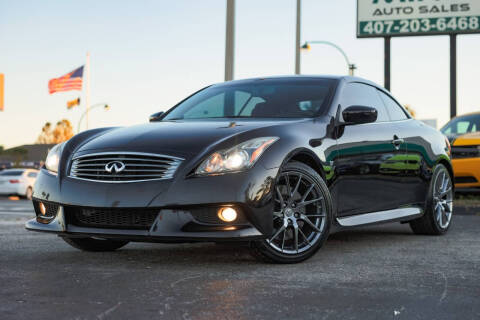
[0,144,54,170]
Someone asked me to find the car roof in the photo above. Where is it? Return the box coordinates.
[215,75,386,91]
[451,111,480,119]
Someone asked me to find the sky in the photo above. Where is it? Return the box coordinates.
[0,0,479,149]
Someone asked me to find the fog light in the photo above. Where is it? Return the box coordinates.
[218,207,237,222]
[39,202,47,215]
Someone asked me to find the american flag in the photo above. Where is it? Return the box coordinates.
[48,66,84,94]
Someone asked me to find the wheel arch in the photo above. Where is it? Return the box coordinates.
[283,149,326,181]
[437,158,455,191]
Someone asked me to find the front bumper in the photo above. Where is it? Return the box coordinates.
[25,206,264,242]
[26,165,278,242]
[452,157,480,188]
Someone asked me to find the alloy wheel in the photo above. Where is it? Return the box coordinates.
[266,171,327,254]
[433,168,453,229]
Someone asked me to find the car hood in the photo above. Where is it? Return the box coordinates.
[75,119,302,156]
[451,132,480,146]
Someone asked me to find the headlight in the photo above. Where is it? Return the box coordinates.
[45,142,65,174]
[195,137,279,175]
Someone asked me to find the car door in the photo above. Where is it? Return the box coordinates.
[332,82,407,217]
[377,89,428,207]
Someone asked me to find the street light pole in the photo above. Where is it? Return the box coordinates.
[77,103,110,133]
[225,0,235,81]
[301,41,356,76]
[295,0,301,74]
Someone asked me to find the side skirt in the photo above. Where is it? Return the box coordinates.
[336,207,423,227]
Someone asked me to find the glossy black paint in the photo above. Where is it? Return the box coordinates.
[149,111,164,122]
[342,106,378,125]
[27,76,452,242]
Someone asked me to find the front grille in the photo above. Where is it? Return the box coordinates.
[69,152,183,182]
[451,146,480,159]
[66,207,159,230]
[455,176,478,184]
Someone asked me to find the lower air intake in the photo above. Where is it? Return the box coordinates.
[66,207,160,230]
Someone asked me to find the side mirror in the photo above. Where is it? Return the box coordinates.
[149,111,164,122]
[342,106,377,125]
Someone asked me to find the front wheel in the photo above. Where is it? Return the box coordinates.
[250,161,332,263]
[62,237,129,252]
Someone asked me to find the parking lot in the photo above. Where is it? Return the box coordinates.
[1,197,479,320]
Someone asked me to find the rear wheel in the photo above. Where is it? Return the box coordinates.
[62,237,129,252]
[250,161,332,263]
[410,164,453,235]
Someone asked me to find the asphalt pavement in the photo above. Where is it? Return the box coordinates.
[0,197,479,320]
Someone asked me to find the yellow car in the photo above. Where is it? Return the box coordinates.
[441,112,480,188]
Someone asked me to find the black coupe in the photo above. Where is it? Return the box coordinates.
[27,76,454,263]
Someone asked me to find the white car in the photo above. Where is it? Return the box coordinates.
[0,169,39,199]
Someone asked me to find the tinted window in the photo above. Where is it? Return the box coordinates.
[377,90,408,121]
[163,79,336,120]
[340,83,389,122]
[0,170,24,176]
[441,114,480,135]
[28,172,38,178]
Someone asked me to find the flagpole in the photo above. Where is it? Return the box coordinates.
[85,52,91,130]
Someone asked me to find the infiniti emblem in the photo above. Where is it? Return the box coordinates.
[105,161,126,174]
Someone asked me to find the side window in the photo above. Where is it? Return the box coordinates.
[341,83,389,122]
[450,121,472,134]
[377,90,409,121]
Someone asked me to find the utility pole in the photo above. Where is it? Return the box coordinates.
[384,37,391,91]
[295,0,301,74]
[85,52,91,129]
[225,0,235,81]
[450,34,457,118]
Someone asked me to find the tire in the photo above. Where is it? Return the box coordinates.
[62,237,129,252]
[250,161,332,264]
[409,164,453,235]
[24,187,33,200]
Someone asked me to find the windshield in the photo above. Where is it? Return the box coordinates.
[441,114,480,135]
[163,79,336,120]
[0,170,24,176]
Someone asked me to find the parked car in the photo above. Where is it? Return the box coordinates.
[441,112,480,188]
[0,168,39,199]
[26,76,453,263]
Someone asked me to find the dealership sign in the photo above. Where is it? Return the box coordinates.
[357,0,480,38]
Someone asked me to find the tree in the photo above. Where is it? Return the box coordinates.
[36,119,74,144]
[52,119,74,143]
[36,122,53,144]
[404,105,416,118]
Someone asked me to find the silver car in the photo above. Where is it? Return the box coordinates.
[0,169,38,199]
